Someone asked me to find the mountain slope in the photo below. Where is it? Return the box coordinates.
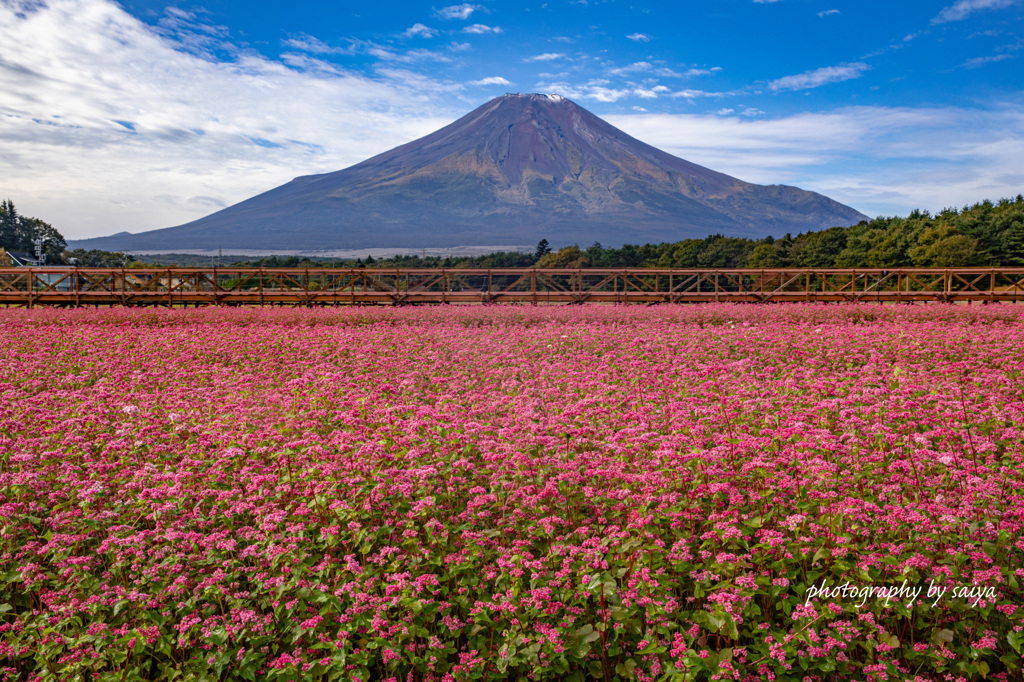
[72,94,868,251]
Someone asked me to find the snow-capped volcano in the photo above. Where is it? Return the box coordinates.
[73,93,867,251]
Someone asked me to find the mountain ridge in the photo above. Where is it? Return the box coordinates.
[71,93,868,251]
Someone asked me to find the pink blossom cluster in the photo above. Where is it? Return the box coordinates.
[1,304,1022,681]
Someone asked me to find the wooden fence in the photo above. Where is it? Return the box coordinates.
[2,267,1023,306]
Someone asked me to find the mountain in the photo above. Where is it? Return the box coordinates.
[71,94,868,251]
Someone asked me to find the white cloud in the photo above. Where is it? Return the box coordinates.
[468,76,512,86]
[436,3,479,20]
[634,85,669,98]
[524,52,566,62]
[626,33,651,41]
[536,81,630,102]
[671,89,729,100]
[962,53,1015,67]
[818,9,840,17]
[463,24,502,34]
[933,0,1018,24]
[0,0,457,238]
[608,61,684,78]
[282,35,350,55]
[605,105,1024,217]
[363,43,453,63]
[536,80,675,102]
[404,23,438,38]
[768,62,870,91]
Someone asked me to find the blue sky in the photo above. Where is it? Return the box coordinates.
[1,0,1022,239]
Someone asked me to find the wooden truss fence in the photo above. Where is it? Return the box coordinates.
[2,267,1024,307]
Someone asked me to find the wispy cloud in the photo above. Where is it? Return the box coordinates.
[818,9,840,17]
[463,24,502,34]
[282,34,350,55]
[605,61,715,79]
[538,80,681,102]
[535,81,629,102]
[961,53,1014,67]
[284,36,452,63]
[468,76,512,86]
[671,89,730,100]
[403,23,438,38]
[932,0,1018,24]
[684,67,723,77]
[608,61,678,77]
[635,85,670,98]
[436,3,479,20]
[769,62,870,91]
[626,33,651,42]
[524,52,566,62]
[363,42,453,63]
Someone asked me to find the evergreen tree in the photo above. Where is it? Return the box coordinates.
[534,239,551,259]
[0,199,20,249]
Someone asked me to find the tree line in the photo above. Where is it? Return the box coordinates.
[532,195,1024,269]
[2,195,1022,269]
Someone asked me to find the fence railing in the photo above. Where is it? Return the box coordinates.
[2,267,1023,306]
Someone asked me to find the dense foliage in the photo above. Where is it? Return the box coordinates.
[2,305,1023,681]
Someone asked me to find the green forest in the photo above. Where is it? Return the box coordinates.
[3,195,1022,269]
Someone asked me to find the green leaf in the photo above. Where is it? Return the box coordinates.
[1009,630,1024,654]
[724,615,739,640]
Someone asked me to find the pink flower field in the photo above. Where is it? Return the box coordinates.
[2,304,1023,682]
